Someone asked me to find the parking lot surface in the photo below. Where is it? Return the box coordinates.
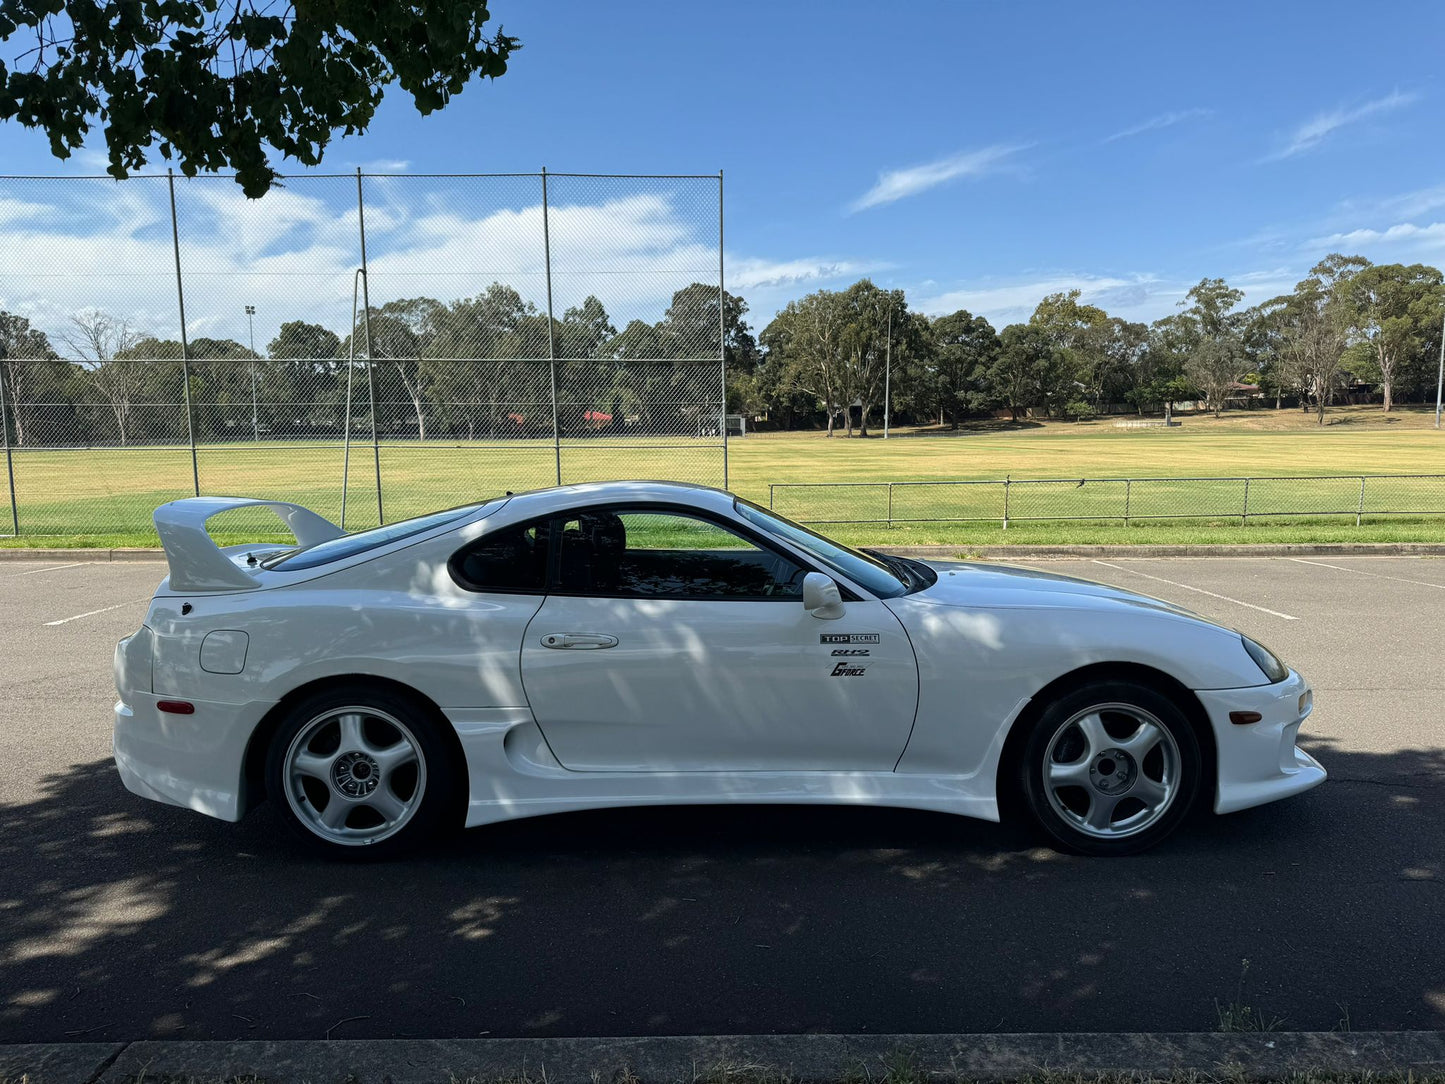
[0,554,1442,1041]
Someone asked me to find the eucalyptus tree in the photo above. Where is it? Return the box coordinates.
[928,309,999,427]
[1343,261,1444,410]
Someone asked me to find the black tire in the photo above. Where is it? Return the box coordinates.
[1016,679,1202,856]
[264,683,460,859]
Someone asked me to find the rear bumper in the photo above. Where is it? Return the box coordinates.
[113,694,272,822]
[1197,669,1326,815]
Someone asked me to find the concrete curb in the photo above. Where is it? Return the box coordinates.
[3,1033,1444,1083]
[878,542,1445,559]
[0,547,164,562]
[3,543,1445,563]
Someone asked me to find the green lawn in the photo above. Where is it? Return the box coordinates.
[3,406,1443,548]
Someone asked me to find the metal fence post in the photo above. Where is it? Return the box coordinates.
[769,484,775,510]
[1357,476,1366,527]
[1003,478,1010,529]
[718,169,728,491]
[0,358,18,535]
[1124,478,1132,527]
[541,168,561,487]
[356,170,383,525]
[887,482,894,529]
[1241,477,1250,525]
[167,169,200,497]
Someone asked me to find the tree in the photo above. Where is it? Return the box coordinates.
[1175,278,1246,417]
[837,279,904,437]
[0,2,520,196]
[928,309,998,427]
[1029,289,1108,350]
[63,311,142,445]
[1261,259,1356,425]
[1344,262,1444,411]
[986,324,1074,421]
[0,311,62,446]
[267,321,341,362]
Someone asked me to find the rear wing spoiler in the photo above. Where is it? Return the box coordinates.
[154,497,346,592]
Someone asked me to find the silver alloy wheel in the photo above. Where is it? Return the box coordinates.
[283,706,427,846]
[1042,701,1181,839]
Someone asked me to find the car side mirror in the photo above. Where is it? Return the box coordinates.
[803,572,845,620]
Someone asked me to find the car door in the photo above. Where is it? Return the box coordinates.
[518,505,919,773]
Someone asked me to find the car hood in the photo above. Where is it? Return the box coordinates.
[909,559,1208,620]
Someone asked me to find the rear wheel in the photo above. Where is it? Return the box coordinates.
[1018,680,1202,856]
[265,685,457,858]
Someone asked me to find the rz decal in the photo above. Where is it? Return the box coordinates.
[831,648,870,656]
[820,633,881,645]
[830,661,867,677]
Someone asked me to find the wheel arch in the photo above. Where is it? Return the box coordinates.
[240,673,468,817]
[995,661,1217,821]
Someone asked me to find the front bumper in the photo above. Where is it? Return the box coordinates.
[114,693,271,822]
[1196,668,1325,815]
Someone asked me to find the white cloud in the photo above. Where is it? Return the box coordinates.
[1105,108,1212,143]
[850,145,1025,212]
[1309,221,1445,250]
[0,176,873,350]
[1335,184,1445,222]
[0,178,774,348]
[1267,90,1419,160]
[728,257,877,291]
[913,274,1166,325]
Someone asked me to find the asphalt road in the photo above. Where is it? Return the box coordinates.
[1,554,1442,1042]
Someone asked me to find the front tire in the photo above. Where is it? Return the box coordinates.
[1017,680,1202,856]
[265,685,458,859]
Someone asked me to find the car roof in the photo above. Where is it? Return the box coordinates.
[493,479,737,518]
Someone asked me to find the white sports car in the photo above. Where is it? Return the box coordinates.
[114,481,1324,858]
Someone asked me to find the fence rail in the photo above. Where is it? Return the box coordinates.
[767,475,1445,528]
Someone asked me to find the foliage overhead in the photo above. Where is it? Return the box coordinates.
[0,1,520,196]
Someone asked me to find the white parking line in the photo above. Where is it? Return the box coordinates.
[43,597,149,626]
[1288,557,1445,591]
[5,561,89,577]
[1091,560,1300,621]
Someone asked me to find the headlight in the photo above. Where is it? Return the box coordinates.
[1241,635,1288,683]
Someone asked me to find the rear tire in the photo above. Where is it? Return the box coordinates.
[265,684,459,859]
[1017,680,1202,856]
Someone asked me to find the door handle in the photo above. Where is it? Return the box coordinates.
[540,633,619,650]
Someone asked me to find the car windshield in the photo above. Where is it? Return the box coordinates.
[734,498,908,598]
[264,501,495,570]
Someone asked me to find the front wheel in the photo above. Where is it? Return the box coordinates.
[1017,680,1202,856]
[265,685,458,858]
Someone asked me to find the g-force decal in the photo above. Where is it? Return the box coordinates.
[830,660,867,677]
[820,633,880,645]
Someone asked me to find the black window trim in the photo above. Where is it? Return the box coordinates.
[448,500,866,602]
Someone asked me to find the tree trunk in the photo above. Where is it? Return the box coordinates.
[825,400,835,437]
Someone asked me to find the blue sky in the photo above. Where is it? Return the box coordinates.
[4,0,1445,342]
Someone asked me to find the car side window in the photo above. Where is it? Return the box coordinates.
[451,520,550,593]
[553,509,805,600]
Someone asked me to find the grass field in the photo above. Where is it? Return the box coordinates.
[3,405,1443,548]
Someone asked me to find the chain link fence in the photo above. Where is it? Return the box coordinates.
[0,171,726,537]
[768,475,1445,527]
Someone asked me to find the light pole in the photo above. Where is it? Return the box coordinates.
[883,303,893,439]
[245,305,258,442]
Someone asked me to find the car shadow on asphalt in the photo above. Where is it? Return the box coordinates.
[0,739,1440,1043]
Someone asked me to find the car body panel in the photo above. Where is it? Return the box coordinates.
[520,594,918,772]
[114,481,1325,836]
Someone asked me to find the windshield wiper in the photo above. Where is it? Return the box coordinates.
[863,548,918,591]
